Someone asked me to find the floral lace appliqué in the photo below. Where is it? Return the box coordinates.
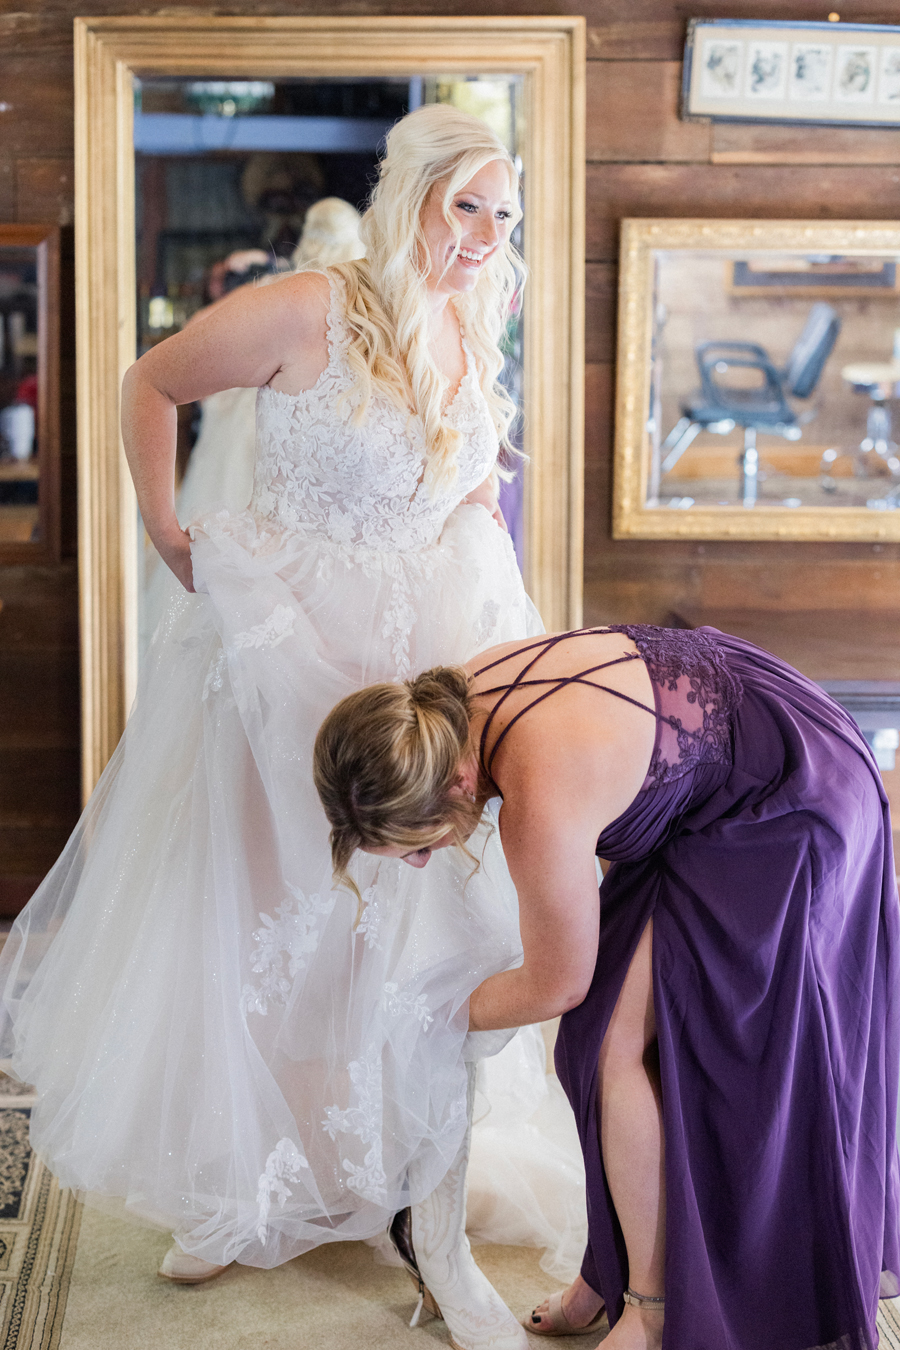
[606,625,743,788]
[382,982,434,1030]
[473,598,500,648]
[231,603,296,652]
[241,892,335,1016]
[256,1138,310,1244]
[201,646,227,701]
[322,1045,387,1203]
[355,886,382,950]
[249,273,499,557]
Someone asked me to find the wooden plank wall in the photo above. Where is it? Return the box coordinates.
[584,0,900,623]
[2,0,900,910]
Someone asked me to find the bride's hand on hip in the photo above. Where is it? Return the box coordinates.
[463,473,508,531]
[157,529,195,592]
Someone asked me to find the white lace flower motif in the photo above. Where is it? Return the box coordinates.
[355,886,382,950]
[325,505,356,546]
[231,604,296,652]
[382,982,433,1030]
[256,1138,310,1244]
[322,1046,387,1203]
[240,893,335,1017]
[201,646,227,701]
[473,598,500,647]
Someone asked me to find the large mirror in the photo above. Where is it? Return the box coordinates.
[75,16,585,795]
[0,225,59,563]
[614,218,900,541]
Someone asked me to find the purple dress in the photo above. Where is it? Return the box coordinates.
[485,624,900,1350]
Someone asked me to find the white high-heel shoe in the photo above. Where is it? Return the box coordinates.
[394,1063,528,1350]
[157,1241,230,1284]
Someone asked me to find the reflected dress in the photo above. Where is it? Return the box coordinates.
[493,624,899,1350]
[0,273,561,1269]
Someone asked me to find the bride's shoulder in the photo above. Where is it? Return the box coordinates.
[242,269,332,352]
[265,268,332,311]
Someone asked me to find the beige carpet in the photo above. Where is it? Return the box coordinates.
[60,1210,574,1350]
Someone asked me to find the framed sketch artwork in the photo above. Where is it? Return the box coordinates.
[683,19,900,127]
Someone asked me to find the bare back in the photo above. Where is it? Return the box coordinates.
[466,629,658,838]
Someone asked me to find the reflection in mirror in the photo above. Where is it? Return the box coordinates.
[0,227,59,561]
[650,249,900,513]
[134,74,524,658]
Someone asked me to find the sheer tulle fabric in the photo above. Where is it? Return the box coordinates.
[0,272,583,1272]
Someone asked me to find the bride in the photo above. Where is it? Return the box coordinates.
[0,105,569,1349]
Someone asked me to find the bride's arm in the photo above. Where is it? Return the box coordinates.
[120,271,329,590]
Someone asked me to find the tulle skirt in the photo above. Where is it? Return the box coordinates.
[0,502,590,1272]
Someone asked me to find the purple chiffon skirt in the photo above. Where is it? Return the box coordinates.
[554,626,900,1350]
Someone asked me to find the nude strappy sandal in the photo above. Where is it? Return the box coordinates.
[525,1290,609,1338]
[623,1288,665,1312]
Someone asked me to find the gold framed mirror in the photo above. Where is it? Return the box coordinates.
[75,15,586,796]
[614,217,900,543]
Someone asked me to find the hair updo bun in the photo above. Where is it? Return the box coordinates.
[313,666,482,897]
[407,665,472,745]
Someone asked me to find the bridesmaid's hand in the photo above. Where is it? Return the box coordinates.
[156,528,195,593]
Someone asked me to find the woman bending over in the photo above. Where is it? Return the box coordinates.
[315,623,900,1350]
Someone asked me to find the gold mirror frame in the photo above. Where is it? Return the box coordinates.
[613,217,900,543]
[74,14,586,797]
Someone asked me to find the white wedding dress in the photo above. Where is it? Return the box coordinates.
[0,273,585,1277]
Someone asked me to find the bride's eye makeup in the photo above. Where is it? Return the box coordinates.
[454,200,513,221]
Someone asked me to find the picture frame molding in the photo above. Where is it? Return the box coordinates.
[612,216,900,543]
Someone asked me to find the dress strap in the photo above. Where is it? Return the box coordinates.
[475,631,656,794]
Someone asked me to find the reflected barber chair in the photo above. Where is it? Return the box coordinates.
[656,302,841,507]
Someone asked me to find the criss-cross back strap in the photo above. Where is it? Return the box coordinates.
[473,630,657,791]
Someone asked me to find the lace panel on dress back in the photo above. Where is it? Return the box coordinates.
[607,625,743,789]
[249,272,499,553]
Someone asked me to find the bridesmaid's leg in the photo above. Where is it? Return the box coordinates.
[597,918,665,1349]
[529,921,664,1345]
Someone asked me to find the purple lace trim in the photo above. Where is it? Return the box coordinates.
[607,625,744,787]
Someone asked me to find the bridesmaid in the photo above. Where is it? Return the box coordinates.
[313,623,900,1350]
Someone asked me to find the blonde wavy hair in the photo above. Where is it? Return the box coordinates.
[330,104,525,494]
[313,666,483,898]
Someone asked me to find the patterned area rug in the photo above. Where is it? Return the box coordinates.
[0,1080,81,1350]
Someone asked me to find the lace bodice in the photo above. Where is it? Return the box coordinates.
[608,624,743,789]
[249,273,499,553]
